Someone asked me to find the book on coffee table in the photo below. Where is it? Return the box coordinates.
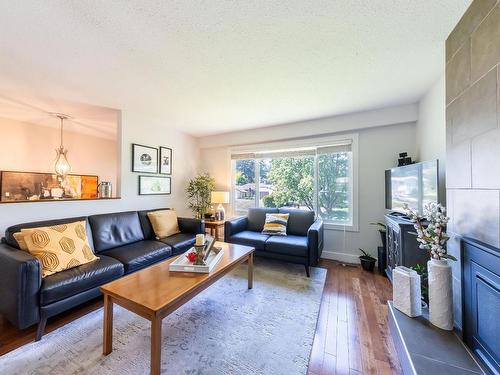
[169,248,224,273]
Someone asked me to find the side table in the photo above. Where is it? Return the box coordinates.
[204,220,226,241]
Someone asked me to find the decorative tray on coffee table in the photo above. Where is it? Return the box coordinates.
[169,244,224,273]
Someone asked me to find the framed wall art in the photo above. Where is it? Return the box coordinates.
[159,147,172,175]
[132,144,158,174]
[139,175,171,195]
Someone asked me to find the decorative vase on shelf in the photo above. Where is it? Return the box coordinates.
[428,258,453,330]
[393,266,422,317]
[404,202,457,331]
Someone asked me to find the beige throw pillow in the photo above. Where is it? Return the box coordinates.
[21,221,99,278]
[147,209,180,239]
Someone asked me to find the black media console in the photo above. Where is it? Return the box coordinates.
[384,213,430,282]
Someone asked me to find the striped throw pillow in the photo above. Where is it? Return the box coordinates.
[262,213,289,236]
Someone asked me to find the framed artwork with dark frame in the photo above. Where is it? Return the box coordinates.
[132,144,158,174]
[159,146,172,175]
[139,175,171,195]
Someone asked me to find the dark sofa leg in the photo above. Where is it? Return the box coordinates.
[305,265,310,278]
[35,317,47,341]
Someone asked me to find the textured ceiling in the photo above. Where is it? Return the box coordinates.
[0,1,471,136]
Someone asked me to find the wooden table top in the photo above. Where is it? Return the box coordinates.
[203,220,226,226]
[100,242,254,315]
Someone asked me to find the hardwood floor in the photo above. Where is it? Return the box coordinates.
[0,297,103,357]
[0,259,400,375]
[308,260,401,375]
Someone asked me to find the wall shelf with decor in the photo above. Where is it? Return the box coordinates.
[0,197,121,204]
[0,170,117,203]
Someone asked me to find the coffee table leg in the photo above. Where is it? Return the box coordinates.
[103,294,113,355]
[248,252,254,289]
[151,316,162,375]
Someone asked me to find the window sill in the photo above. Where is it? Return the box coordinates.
[324,222,359,232]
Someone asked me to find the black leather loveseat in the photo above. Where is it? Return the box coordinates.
[0,208,204,340]
[224,208,323,277]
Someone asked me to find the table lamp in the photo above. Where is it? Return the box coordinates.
[211,191,229,220]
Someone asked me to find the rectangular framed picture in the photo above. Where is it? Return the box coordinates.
[132,144,158,174]
[159,146,172,175]
[139,175,171,195]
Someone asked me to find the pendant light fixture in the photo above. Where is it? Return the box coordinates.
[53,113,71,178]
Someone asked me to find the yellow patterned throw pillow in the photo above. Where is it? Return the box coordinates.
[13,232,29,251]
[20,221,99,278]
[262,213,289,236]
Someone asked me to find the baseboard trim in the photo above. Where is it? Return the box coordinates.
[321,250,378,264]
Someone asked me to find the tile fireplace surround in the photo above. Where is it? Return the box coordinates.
[445,0,500,331]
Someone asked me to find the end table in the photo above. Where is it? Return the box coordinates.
[204,219,226,241]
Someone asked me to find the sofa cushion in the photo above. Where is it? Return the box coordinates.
[278,208,315,236]
[5,216,93,251]
[138,208,170,240]
[262,213,289,236]
[147,210,180,239]
[159,233,196,255]
[40,255,123,306]
[12,232,29,251]
[101,240,171,273]
[228,230,270,250]
[89,211,144,252]
[265,235,308,257]
[21,221,99,278]
[247,208,279,232]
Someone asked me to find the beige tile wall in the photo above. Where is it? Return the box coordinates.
[445,0,500,329]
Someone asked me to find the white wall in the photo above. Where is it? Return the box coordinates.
[0,110,199,234]
[0,117,118,188]
[199,103,418,148]
[416,75,446,203]
[199,106,417,263]
[325,123,416,262]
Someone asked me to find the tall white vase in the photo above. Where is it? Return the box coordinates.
[428,259,453,330]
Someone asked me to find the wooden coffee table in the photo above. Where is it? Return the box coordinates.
[100,242,254,375]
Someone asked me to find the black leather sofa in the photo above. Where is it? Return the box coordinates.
[224,207,323,277]
[0,208,204,340]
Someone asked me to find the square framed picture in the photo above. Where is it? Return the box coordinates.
[159,147,172,175]
[139,175,171,195]
[132,144,158,174]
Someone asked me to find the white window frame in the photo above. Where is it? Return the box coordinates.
[230,133,359,232]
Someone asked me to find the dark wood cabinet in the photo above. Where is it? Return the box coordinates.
[385,214,429,281]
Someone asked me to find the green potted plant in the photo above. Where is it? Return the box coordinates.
[411,263,429,307]
[186,173,216,219]
[370,221,386,249]
[359,248,376,272]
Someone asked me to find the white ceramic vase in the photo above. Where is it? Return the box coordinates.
[428,258,453,330]
[393,266,422,317]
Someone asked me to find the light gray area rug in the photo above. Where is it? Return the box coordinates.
[0,259,326,375]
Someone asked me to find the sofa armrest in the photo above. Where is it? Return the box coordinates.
[307,218,324,266]
[178,217,205,235]
[224,216,248,241]
[0,243,42,329]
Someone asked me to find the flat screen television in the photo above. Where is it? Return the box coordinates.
[385,160,439,215]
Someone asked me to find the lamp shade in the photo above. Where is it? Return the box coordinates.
[211,191,229,204]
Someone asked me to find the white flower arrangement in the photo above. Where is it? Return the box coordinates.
[403,202,456,261]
